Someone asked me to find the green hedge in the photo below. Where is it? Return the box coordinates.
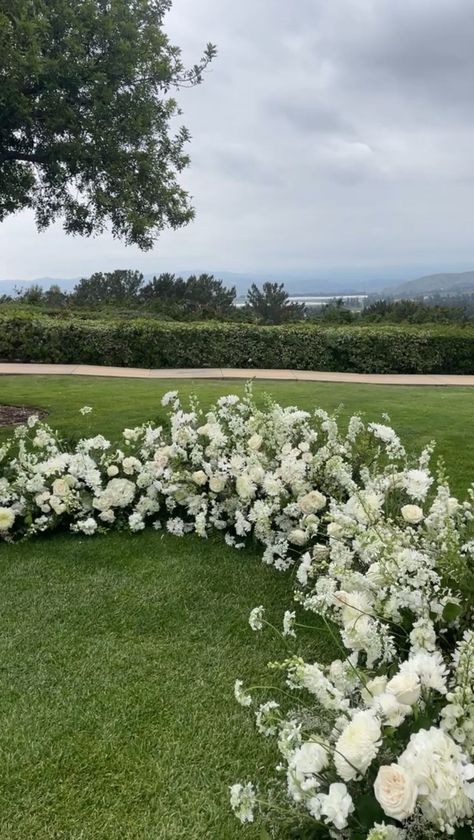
[1,312,473,373]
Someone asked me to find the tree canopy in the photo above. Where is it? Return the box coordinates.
[246,282,305,325]
[0,0,216,248]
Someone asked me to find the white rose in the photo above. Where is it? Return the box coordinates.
[192,470,208,486]
[327,521,344,539]
[49,496,66,515]
[209,475,226,493]
[386,671,421,706]
[360,675,388,705]
[247,433,263,451]
[107,465,119,477]
[122,456,140,475]
[374,764,418,820]
[289,528,308,546]
[0,507,15,531]
[52,478,70,497]
[298,490,327,514]
[401,504,424,524]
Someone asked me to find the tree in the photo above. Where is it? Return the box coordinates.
[245,282,305,325]
[73,270,144,306]
[0,1,216,248]
[140,272,236,318]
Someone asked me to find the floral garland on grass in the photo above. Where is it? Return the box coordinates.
[0,386,473,838]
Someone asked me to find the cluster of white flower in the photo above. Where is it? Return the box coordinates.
[1,389,472,839]
[230,420,473,837]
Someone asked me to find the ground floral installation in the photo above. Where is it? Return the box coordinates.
[0,387,473,839]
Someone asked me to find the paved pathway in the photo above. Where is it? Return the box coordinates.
[0,362,473,386]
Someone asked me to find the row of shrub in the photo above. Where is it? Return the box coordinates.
[1,312,473,373]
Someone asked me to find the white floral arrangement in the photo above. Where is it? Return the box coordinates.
[0,387,473,838]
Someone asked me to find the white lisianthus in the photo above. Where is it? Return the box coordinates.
[334,710,382,781]
[298,490,326,514]
[319,782,354,830]
[372,693,410,728]
[386,671,421,706]
[287,741,329,800]
[374,764,418,821]
[247,433,263,451]
[0,507,15,531]
[401,504,424,524]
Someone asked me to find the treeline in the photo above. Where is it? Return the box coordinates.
[0,271,306,325]
[2,269,473,324]
[310,296,474,324]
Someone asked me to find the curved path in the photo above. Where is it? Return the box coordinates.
[0,362,473,386]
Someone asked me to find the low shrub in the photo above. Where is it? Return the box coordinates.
[0,311,473,373]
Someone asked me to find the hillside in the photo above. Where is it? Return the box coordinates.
[384,270,474,298]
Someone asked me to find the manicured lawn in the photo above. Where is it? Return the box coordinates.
[0,375,473,838]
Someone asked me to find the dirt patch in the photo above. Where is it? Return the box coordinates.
[0,405,48,427]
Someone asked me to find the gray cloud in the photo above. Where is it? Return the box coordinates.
[1,0,474,281]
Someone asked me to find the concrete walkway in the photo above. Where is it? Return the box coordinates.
[0,362,473,386]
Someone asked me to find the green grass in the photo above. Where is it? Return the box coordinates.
[0,375,473,838]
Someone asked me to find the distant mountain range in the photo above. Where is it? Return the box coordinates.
[1,269,473,299]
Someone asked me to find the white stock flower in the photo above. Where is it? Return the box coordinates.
[334,710,382,781]
[282,610,296,638]
[249,606,265,631]
[374,764,418,821]
[229,782,256,823]
[366,822,406,839]
[234,679,252,707]
[255,700,280,735]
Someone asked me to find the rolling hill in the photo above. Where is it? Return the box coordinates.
[384,271,474,298]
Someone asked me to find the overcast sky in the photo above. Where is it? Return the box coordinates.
[1,0,474,281]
